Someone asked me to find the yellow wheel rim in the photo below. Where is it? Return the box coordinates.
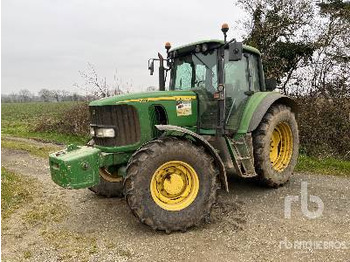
[269,122,293,172]
[150,161,199,211]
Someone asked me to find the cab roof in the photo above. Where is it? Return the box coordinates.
[170,39,261,55]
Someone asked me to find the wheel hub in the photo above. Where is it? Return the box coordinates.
[150,161,199,211]
[163,173,185,195]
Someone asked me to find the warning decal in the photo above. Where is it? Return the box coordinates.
[176,100,192,116]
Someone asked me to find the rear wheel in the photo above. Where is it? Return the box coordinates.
[253,104,299,187]
[124,137,219,233]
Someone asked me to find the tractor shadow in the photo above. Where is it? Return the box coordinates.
[65,175,277,236]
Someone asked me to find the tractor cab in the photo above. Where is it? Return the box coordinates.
[169,40,265,132]
[149,24,275,134]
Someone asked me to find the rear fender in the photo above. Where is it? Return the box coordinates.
[155,124,228,192]
[236,92,298,136]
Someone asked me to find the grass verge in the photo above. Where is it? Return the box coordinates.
[1,167,35,220]
[296,155,350,177]
[2,130,88,145]
[1,138,62,158]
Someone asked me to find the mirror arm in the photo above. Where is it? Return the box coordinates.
[223,38,237,49]
[158,53,166,91]
[164,67,171,83]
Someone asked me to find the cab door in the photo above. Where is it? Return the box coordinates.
[224,51,262,132]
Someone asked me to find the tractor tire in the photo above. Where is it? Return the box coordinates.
[89,169,124,198]
[124,137,219,233]
[87,139,124,198]
[253,104,299,187]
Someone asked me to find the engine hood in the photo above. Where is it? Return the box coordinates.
[89,90,197,106]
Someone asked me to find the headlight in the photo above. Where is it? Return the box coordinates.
[95,128,115,138]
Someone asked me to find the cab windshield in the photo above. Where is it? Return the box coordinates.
[169,51,218,93]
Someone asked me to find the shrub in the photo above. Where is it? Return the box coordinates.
[296,97,350,160]
[34,103,90,136]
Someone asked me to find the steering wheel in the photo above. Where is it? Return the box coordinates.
[194,80,205,87]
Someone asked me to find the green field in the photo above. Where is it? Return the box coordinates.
[2,102,88,145]
[1,101,349,176]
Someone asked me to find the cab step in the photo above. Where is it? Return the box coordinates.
[226,133,257,178]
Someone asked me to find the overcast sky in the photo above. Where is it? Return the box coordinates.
[2,0,246,95]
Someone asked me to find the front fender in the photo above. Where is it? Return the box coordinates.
[155,125,228,192]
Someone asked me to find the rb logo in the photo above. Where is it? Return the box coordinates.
[284,181,324,219]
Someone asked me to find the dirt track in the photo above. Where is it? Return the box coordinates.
[1,145,350,262]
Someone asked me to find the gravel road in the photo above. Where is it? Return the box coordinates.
[1,145,350,262]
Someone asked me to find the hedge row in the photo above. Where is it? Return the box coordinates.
[34,98,350,160]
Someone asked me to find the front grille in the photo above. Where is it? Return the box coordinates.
[90,105,141,147]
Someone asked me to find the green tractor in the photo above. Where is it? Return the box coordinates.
[49,24,299,232]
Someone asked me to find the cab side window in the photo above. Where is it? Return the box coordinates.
[248,54,261,91]
[224,51,261,130]
[224,52,261,97]
[225,58,249,96]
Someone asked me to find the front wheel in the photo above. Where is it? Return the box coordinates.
[89,167,124,197]
[124,137,219,233]
[253,104,299,187]
[87,140,124,198]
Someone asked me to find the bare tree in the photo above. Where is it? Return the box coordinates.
[237,0,316,93]
[74,63,110,98]
[50,90,60,102]
[74,63,133,98]
[8,93,19,102]
[18,89,33,102]
[1,94,11,103]
[60,90,70,101]
[38,89,53,102]
[237,0,350,97]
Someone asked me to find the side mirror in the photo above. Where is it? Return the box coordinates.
[265,78,277,91]
[148,59,155,75]
[228,41,243,61]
